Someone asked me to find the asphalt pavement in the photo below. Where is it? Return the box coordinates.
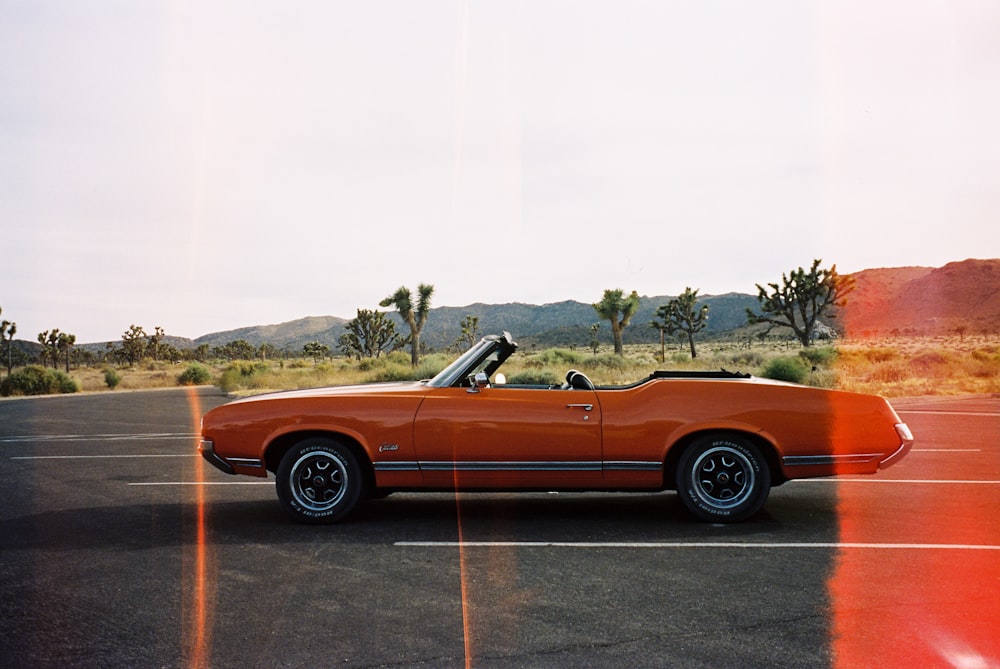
[1,387,997,668]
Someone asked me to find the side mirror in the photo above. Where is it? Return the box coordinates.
[467,372,490,393]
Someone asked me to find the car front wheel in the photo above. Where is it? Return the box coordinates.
[675,434,770,523]
[275,437,365,524]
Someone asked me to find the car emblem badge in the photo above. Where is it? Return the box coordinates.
[379,442,399,452]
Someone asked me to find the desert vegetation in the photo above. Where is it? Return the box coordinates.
[2,259,997,397]
[7,335,994,399]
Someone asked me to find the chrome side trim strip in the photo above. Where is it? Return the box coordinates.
[228,457,264,468]
[419,461,603,472]
[604,461,663,471]
[374,461,421,472]
[783,453,882,467]
[414,461,663,472]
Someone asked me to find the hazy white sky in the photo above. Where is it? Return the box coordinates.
[2,0,998,342]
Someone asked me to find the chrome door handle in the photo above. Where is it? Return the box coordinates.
[566,404,593,411]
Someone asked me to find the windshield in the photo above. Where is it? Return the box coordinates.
[427,332,516,388]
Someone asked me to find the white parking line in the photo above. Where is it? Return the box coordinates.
[913,448,980,452]
[395,541,1000,550]
[126,482,272,486]
[896,410,1000,417]
[0,433,197,443]
[12,454,194,460]
[795,479,1000,484]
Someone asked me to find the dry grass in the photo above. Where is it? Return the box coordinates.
[833,337,1000,396]
[19,335,1000,398]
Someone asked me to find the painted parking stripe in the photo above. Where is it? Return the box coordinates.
[126,481,272,486]
[0,433,198,443]
[11,454,194,460]
[395,541,1000,550]
[912,448,980,452]
[896,410,999,417]
[795,478,1000,484]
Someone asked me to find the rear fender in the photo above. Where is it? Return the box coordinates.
[663,425,784,489]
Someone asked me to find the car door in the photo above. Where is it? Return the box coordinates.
[412,385,603,488]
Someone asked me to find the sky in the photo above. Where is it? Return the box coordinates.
[2,0,998,343]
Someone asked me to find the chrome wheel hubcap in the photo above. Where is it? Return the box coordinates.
[289,452,348,512]
[691,446,755,510]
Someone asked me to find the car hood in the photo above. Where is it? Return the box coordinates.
[226,380,429,405]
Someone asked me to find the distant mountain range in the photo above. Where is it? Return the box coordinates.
[71,258,997,353]
[187,292,761,352]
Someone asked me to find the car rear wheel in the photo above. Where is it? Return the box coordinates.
[275,437,365,524]
[675,434,770,523]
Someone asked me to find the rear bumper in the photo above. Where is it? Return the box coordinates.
[879,423,914,470]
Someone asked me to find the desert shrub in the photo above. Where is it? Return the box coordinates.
[808,368,838,389]
[533,348,585,366]
[227,361,270,377]
[217,362,271,390]
[869,361,910,383]
[863,347,897,363]
[971,348,1000,363]
[1,366,79,396]
[969,348,1000,378]
[582,353,629,372]
[761,356,809,384]
[356,356,384,372]
[723,351,765,367]
[383,350,412,366]
[506,370,560,385]
[178,363,214,386]
[908,351,952,378]
[366,364,422,383]
[669,352,691,364]
[799,346,838,367]
[104,368,122,389]
[366,356,447,383]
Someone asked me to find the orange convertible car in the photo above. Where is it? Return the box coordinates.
[199,332,913,523]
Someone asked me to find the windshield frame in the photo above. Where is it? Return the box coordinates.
[427,332,517,388]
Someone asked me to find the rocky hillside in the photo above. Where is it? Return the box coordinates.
[839,259,1000,337]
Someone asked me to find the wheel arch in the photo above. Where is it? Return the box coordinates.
[663,428,785,490]
[265,430,377,492]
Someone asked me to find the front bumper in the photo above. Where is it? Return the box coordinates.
[199,438,235,475]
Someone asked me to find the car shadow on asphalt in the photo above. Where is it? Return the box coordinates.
[0,487,840,553]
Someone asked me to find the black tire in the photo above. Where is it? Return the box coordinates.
[675,433,771,523]
[275,437,365,524]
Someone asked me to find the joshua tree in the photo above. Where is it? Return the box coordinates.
[380,283,434,366]
[338,309,400,359]
[655,288,709,359]
[747,259,855,347]
[121,325,147,365]
[303,341,331,364]
[457,315,480,350]
[57,332,76,373]
[589,323,601,356]
[149,326,166,361]
[593,289,640,356]
[1,311,16,376]
[38,329,63,369]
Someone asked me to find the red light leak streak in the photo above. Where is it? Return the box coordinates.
[831,467,1000,665]
[184,387,213,669]
[453,477,474,669]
